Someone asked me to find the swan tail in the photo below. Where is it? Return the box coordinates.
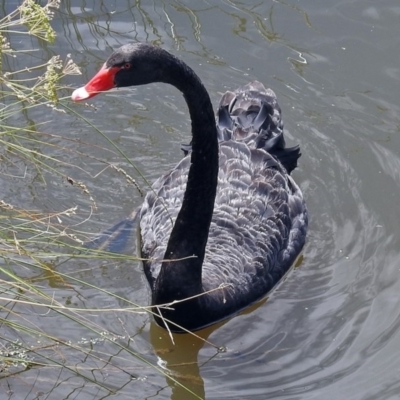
[217,81,301,174]
[181,81,301,173]
[266,144,301,174]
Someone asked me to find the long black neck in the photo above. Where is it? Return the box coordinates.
[153,51,219,301]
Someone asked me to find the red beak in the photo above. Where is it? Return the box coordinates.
[71,63,119,101]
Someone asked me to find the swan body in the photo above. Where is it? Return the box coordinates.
[72,43,308,332]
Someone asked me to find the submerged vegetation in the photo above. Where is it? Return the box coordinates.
[0,1,205,398]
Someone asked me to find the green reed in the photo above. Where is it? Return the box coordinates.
[0,1,203,398]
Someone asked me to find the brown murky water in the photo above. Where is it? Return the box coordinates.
[2,1,400,399]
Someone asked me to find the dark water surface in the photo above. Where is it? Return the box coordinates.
[2,1,400,399]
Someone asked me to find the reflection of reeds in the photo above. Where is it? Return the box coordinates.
[0,2,205,398]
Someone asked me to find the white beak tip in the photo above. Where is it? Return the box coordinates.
[71,86,90,101]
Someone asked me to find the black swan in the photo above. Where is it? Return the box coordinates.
[72,43,308,332]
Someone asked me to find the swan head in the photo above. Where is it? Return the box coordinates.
[71,43,170,101]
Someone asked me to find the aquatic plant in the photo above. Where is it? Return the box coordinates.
[0,2,204,398]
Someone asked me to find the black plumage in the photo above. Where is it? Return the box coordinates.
[72,43,308,332]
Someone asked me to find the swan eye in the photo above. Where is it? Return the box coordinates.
[121,63,131,70]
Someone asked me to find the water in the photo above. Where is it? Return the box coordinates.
[2,1,400,399]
